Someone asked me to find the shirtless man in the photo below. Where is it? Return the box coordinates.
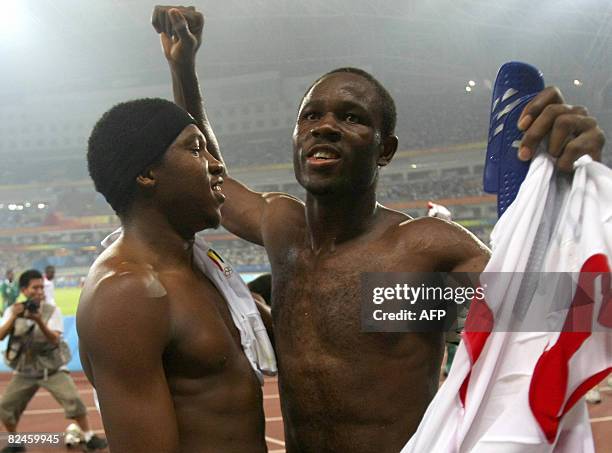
[77,97,268,452]
[154,7,606,451]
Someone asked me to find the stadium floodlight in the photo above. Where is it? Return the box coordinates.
[573,79,582,87]
[0,1,28,38]
[25,202,31,208]
[0,204,3,209]
[411,164,418,169]
[465,86,472,92]
[8,204,16,211]
[37,203,46,209]
[16,205,24,211]
[468,80,476,87]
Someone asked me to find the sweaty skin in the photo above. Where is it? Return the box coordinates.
[79,241,266,453]
[266,204,487,451]
[77,125,268,453]
[154,7,605,452]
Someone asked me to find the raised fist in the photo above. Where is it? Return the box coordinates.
[152,5,204,66]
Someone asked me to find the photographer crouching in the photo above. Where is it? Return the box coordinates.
[0,270,106,453]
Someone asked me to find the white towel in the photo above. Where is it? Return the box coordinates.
[101,229,277,383]
[403,154,611,453]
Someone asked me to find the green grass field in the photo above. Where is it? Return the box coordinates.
[55,287,81,316]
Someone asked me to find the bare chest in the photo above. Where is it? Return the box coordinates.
[270,239,435,357]
[163,275,251,382]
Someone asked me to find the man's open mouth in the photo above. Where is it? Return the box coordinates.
[211,177,224,192]
[307,145,341,162]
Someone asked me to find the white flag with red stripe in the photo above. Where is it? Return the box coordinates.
[403,154,611,453]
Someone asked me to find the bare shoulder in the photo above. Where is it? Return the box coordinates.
[263,192,304,213]
[394,216,491,270]
[77,254,172,358]
[261,192,306,236]
[397,215,475,238]
[380,205,412,223]
[79,255,169,315]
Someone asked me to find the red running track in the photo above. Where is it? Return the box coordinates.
[0,372,609,452]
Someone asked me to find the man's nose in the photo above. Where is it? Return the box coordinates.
[311,114,341,142]
[209,158,225,176]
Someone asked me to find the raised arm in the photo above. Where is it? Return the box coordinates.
[152,6,294,245]
[151,6,213,156]
[76,274,179,452]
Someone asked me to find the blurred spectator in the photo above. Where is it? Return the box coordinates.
[43,265,57,306]
[1,270,19,312]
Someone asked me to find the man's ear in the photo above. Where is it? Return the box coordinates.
[136,167,157,189]
[377,135,399,167]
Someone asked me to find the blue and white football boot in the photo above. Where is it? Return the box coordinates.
[484,61,545,217]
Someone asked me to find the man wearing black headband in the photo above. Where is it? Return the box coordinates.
[78,97,269,452]
[154,6,607,453]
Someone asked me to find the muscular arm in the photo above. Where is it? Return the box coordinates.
[409,217,490,343]
[152,6,299,245]
[441,223,489,344]
[76,274,179,453]
[440,221,491,273]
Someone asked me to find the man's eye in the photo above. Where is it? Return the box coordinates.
[346,114,360,124]
[304,112,319,121]
[191,149,201,157]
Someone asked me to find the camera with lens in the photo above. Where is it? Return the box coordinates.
[23,299,39,314]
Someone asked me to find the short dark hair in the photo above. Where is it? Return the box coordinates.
[19,269,43,289]
[248,273,272,306]
[87,98,194,216]
[301,67,397,137]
